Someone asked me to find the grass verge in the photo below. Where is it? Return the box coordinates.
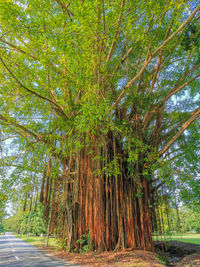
[16,234,58,248]
[153,233,200,245]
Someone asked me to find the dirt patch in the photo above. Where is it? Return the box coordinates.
[40,246,165,266]
[179,254,200,266]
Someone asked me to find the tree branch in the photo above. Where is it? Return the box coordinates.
[106,0,126,62]
[151,4,200,58]
[0,37,74,84]
[0,56,68,119]
[111,4,200,110]
[0,136,18,142]
[143,65,199,130]
[159,106,200,157]
[0,114,65,160]
[0,114,43,142]
[0,38,38,60]
[163,72,200,103]
[55,0,73,17]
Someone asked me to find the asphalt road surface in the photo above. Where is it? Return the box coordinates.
[0,233,80,267]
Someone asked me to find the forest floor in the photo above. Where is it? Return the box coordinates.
[37,241,200,267]
[42,246,165,266]
[40,240,200,267]
[17,234,200,266]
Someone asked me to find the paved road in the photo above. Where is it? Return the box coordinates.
[0,233,80,267]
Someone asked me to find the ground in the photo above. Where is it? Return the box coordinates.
[39,240,200,266]
[42,247,165,267]
[17,234,200,266]
[154,240,200,266]
[180,254,200,266]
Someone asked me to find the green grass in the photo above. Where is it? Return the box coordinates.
[153,233,200,245]
[16,234,58,248]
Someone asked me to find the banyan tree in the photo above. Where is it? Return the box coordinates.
[0,0,200,251]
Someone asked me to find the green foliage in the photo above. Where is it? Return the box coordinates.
[3,211,23,232]
[102,157,121,177]
[56,237,69,251]
[0,224,4,232]
[181,23,200,56]
[76,232,90,253]
[29,206,46,236]
[179,207,200,233]
[3,204,47,235]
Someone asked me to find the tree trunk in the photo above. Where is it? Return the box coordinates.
[42,132,154,251]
